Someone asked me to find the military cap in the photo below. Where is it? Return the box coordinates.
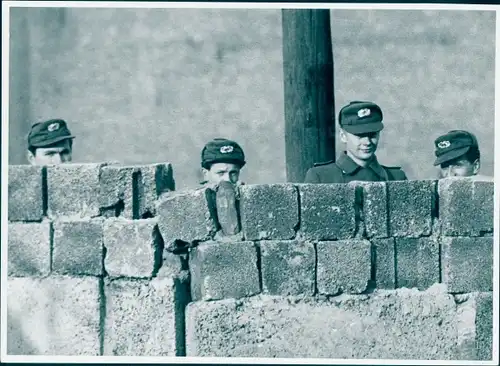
[27,119,75,148]
[201,138,246,168]
[433,130,479,166]
[339,101,384,134]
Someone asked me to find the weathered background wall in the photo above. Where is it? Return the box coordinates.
[7,163,494,360]
[8,8,495,188]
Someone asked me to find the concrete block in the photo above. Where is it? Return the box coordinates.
[240,184,298,240]
[8,165,44,221]
[47,163,102,218]
[156,188,216,246]
[7,276,100,355]
[439,178,494,236]
[260,241,315,296]
[453,291,493,360]
[395,237,439,290]
[103,218,163,278]
[387,180,434,237]
[474,293,493,360]
[299,184,356,240]
[104,278,177,356]
[190,241,260,301]
[372,238,395,289]
[185,285,473,359]
[8,222,51,277]
[316,240,371,294]
[136,163,175,217]
[215,181,240,236]
[441,237,492,292]
[99,165,135,218]
[52,219,104,276]
[358,182,388,238]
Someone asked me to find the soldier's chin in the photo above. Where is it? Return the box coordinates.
[358,151,374,160]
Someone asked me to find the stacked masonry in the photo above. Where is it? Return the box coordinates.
[6,164,494,360]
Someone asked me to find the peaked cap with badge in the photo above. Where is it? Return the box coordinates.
[28,119,75,148]
[339,101,384,134]
[433,130,479,166]
[201,138,246,169]
[304,101,407,183]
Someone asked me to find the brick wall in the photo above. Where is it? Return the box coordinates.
[6,164,494,359]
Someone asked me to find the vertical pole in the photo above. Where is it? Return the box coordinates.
[9,8,32,164]
[282,9,335,183]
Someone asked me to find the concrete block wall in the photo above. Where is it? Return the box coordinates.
[7,164,494,360]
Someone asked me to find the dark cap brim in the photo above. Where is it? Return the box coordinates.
[31,135,75,147]
[342,122,384,135]
[433,146,470,166]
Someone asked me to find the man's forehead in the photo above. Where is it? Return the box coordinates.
[210,163,240,171]
[37,140,72,150]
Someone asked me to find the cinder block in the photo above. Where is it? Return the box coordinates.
[47,163,102,218]
[372,238,395,289]
[260,241,315,296]
[7,276,100,355]
[240,184,298,240]
[186,285,469,359]
[52,219,104,276]
[136,163,175,217]
[395,237,439,290]
[439,178,493,236]
[103,218,163,278]
[156,188,216,247]
[8,165,44,221]
[99,165,135,218]
[387,180,434,237]
[190,241,260,301]
[474,292,493,360]
[299,184,356,240]
[357,182,388,238]
[316,240,371,294]
[441,237,492,292]
[216,181,240,236]
[8,222,51,277]
[104,278,177,356]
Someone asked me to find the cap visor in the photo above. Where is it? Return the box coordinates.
[342,122,384,135]
[32,135,75,147]
[433,146,470,166]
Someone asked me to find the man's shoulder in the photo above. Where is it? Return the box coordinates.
[381,164,407,180]
[306,160,345,183]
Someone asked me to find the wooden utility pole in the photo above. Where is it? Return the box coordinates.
[282,9,335,183]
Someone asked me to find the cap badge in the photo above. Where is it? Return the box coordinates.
[47,122,60,132]
[357,108,371,118]
[437,140,451,149]
[220,145,234,154]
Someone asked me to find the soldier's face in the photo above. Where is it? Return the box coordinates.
[203,163,241,185]
[28,140,73,166]
[341,129,380,161]
[439,157,479,178]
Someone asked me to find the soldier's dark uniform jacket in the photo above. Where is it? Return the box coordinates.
[304,100,407,183]
[304,152,407,183]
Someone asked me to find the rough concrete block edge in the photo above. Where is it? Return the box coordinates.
[102,217,165,279]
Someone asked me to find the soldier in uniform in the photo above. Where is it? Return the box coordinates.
[26,119,75,166]
[304,101,407,183]
[433,130,482,178]
[200,138,246,188]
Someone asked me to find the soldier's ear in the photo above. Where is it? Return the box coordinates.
[201,167,209,180]
[339,129,347,143]
[472,159,480,175]
[26,149,36,165]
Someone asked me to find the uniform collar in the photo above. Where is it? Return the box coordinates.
[367,158,387,180]
[336,152,361,174]
[337,152,385,178]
